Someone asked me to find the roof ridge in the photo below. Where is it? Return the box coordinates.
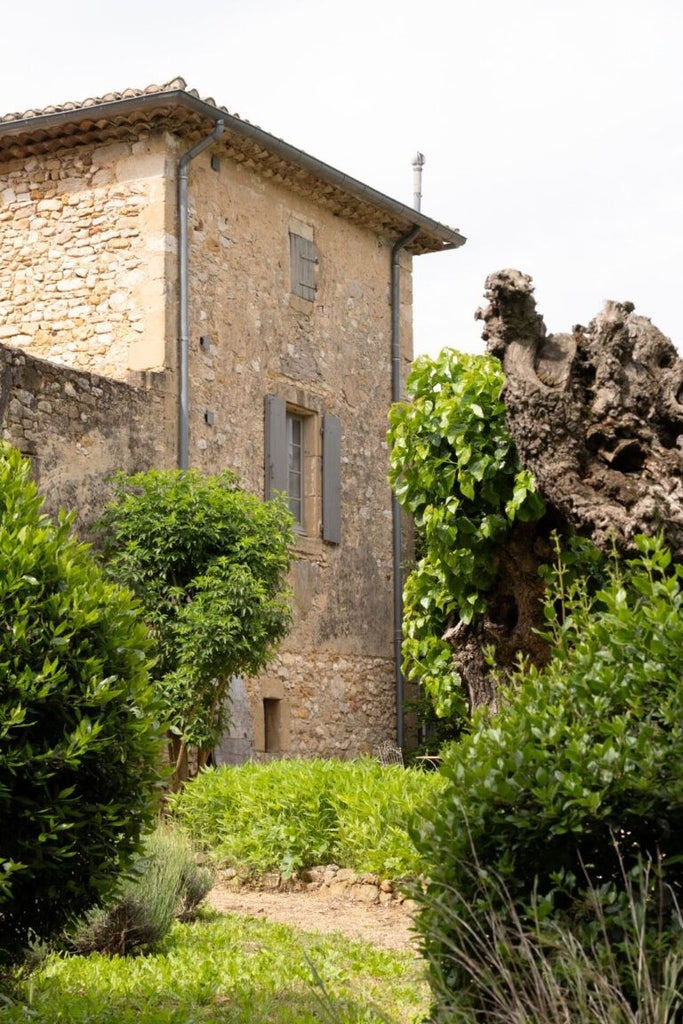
[0,76,226,125]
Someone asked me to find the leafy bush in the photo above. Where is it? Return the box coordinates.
[68,825,214,956]
[170,758,443,878]
[388,349,544,721]
[99,469,293,785]
[332,760,446,877]
[0,443,165,964]
[412,535,683,1019]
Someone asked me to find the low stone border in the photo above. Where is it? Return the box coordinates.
[217,864,416,910]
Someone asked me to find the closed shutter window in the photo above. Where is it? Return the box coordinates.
[265,396,341,545]
[322,413,342,545]
[290,233,318,301]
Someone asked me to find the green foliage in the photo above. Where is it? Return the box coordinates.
[412,535,683,1018]
[170,758,443,878]
[0,443,164,963]
[388,349,544,720]
[98,469,294,774]
[332,761,446,878]
[68,824,214,956]
[4,914,427,1023]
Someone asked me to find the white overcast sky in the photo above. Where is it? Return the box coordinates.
[2,0,682,357]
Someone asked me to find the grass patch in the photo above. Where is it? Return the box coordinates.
[2,911,427,1024]
[169,758,444,879]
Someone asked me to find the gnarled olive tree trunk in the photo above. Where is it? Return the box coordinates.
[480,268,683,557]
[450,269,683,713]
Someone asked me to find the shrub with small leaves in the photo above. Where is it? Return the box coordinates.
[412,535,683,1019]
[0,443,165,964]
[170,757,442,879]
[99,469,293,786]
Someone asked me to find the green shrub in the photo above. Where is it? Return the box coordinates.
[68,825,214,956]
[170,758,442,878]
[332,760,446,877]
[99,469,293,785]
[171,759,339,875]
[412,535,683,1019]
[0,443,165,964]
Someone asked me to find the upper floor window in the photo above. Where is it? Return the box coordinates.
[287,411,304,528]
[289,231,318,302]
[264,394,341,545]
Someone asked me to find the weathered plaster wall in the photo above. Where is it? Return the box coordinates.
[0,136,173,378]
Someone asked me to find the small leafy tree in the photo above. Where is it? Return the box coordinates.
[388,349,544,722]
[99,469,293,785]
[412,535,683,1019]
[0,443,164,964]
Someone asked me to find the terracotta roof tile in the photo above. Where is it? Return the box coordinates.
[0,77,229,125]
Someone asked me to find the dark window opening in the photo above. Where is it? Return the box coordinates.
[263,698,282,753]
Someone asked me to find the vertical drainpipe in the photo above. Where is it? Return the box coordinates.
[391,225,419,749]
[177,120,224,469]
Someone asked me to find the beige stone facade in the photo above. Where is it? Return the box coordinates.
[0,79,464,760]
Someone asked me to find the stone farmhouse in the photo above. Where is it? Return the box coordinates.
[0,78,465,761]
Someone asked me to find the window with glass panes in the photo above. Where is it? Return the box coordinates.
[264,394,341,545]
[287,412,304,527]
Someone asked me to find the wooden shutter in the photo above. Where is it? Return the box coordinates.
[289,233,317,301]
[322,413,342,544]
[264,395,287,499]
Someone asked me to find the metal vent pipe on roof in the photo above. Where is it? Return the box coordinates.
[412,152,425,212]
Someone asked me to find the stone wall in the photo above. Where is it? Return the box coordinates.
[0,127,412,760]
[0,137,172,378]
[218,863,414,909]
[0,343,174,533]
[181,147,408,758]
[250,651,396,759]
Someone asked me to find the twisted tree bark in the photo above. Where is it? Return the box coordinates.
[479,269,683,557]
[448,270,683,713]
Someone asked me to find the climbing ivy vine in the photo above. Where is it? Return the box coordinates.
[388,349,544,721]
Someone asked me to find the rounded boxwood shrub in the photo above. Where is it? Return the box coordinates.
[413,535,683,1019]
[0,443,165,963]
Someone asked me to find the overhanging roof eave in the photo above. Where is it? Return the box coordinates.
[0,89,466,255]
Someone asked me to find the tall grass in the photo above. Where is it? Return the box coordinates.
[416,859,683,1024]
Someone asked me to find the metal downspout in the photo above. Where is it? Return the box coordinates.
[391,225,419,749]
[177,120,224,469]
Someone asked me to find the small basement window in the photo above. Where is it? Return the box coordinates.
[263,698,282,753]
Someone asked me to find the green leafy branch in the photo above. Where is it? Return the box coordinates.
[388,349,544,721]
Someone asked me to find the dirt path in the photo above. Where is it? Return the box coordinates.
[205,883,419,952]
